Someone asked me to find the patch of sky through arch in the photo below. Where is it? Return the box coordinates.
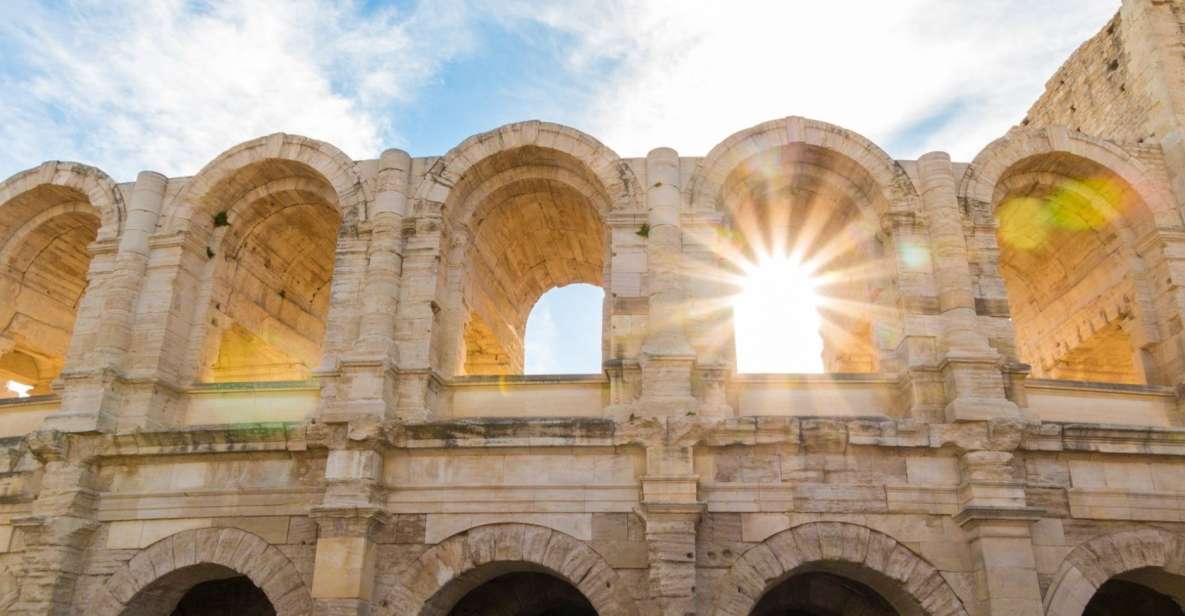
[524,284,604,374]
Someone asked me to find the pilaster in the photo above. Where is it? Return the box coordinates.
[641,443,702,616]
[320,149,411,422]
[954,449,1044,616]
[9,431,99,615]
[310,437,387,616]
[393,208,446,421]
[639,148,696,416]
[918,152,1020,422]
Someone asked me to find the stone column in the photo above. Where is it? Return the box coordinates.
[310,447,386,616]
[48,171,167,433]
[639,148,696,415]
[605,211,649,410]
[683,214,733,417]
[641,444,702,616]
[322,149,411,422]
[886,211,946,420]
[954,449,1044,616]
[918,153,1019,422]
[393,209,446,421]
[10,431,99,615]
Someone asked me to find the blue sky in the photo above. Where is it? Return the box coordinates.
[0,0,1120,373]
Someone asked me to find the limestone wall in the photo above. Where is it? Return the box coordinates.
[1024,15,1159,144]
[5,2,1185,613]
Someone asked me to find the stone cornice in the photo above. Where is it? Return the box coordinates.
[31,415,1185,462]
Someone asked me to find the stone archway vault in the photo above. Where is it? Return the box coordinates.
[709,521,969,616]
[90,526,313,616]
[1043,527,1185,616]
[376,523,639,616]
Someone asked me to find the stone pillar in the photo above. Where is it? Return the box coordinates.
[641,444,702,616]
[394,209,446,421]
[639,148,696,415]
[918,153,1019,422]
[954,449,1044,616]
[310,447,386,616]
[605,211,649,410]
[683,214,733,417]
[10,431,99,615]
[48,171,167,433]
[321,150,411,422]
[886,211,946,420]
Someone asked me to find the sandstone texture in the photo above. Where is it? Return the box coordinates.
[5,1,1185,614]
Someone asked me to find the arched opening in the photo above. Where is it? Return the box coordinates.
[751,571,901,616]
[0,187,101,398]
[993,153,1162,385]
[120,564,274,616]
[192,160,342,383]
[721,143,894,374]
[1083,569,1185,616]
[445,571,596,616]
[447,146,610,376]
[171,576,275,616]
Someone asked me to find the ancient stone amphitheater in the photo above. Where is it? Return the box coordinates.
[6,2,1185,615]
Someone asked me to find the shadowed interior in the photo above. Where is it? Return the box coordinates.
[0,185,100,396]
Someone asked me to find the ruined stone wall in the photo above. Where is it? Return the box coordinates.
[1024,14,1160,144]
[4,4,1185,612]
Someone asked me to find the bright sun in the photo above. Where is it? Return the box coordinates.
[5,380,33,398]
[733,254,824,373]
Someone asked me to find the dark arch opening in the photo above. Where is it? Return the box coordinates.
[751,571,900,616]
[171,575,275,616]
[1084,577,1185,616]
[120,564,275,616]
[445,571,596,616]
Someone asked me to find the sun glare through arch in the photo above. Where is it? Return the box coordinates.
[5,380,33,399]
[733,252,825,374]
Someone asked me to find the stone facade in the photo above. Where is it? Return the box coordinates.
[6,1,1185,614]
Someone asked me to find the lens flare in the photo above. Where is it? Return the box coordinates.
[733,254,824,373]
[5,380,32,398]
[997,175,1127,252]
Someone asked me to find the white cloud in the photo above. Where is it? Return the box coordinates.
[0,0,1122,182]
[501,0,1119,161]
[0,0,474,180]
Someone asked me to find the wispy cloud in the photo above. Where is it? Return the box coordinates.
[499,0,1119,161]
[0,0,1120,182]
[0,0,474,180]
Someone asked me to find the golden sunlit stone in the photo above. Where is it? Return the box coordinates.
[4,6,1185,614]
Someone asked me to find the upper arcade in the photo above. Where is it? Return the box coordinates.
[1,116,1183,433]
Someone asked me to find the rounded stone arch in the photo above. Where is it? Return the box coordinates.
[377,523,639,616]
[959,126,1180,231]
[0,160,125,244]
[91,526,313,616]
[961,126,1182,384]
[688,115,921,216]
[412,119,642,217]
[709,522,969,616]
[165,132,369,237]
[690,118,912,376]
[1043,527,1185,616]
